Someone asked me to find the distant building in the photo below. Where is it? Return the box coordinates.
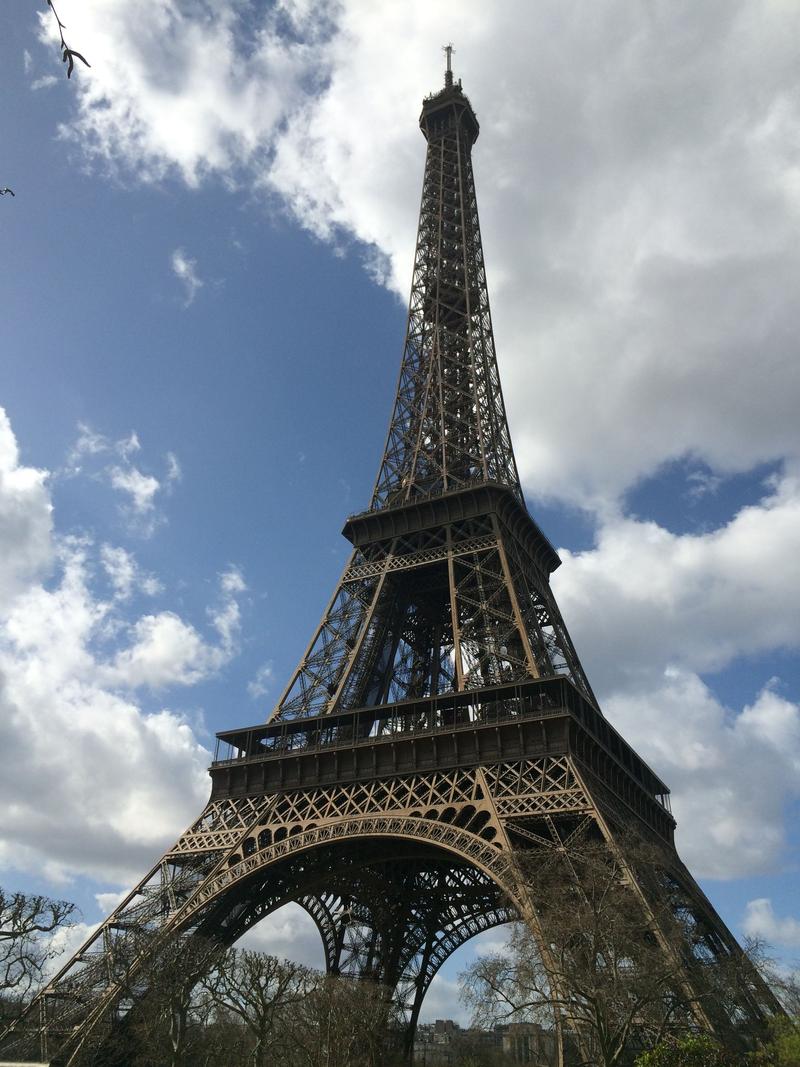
[414,1018,558,1065]
[414,1020,462,1064]
[501,1021,559,1064]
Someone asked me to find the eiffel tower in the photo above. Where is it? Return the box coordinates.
[2,57,774,1066]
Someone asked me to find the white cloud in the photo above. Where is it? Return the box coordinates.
[742,899,800,950]
[0,409,53,612]
[42,0,800,510]
[471,927,512,959]
[101,544,137,599]
[553,473,800,696]
[103,569,243,691]
[0,539,213,884]
[248,661,275,699]
[43,921,101,982]
[170,248,204,307]
[421,973,467,1025]
[100,544,161,600]
[64,421,180,536]
[237,902,325,970]
[39,0,329,185]
[605,672,800,879]
[117,430,141,460]
[23,44,58,90]
[109,464,160,513]
[95,890,128,915]
[67,421,109,472]
[166,451,181,483]
[140,574,163,597]
[212,567,246,649]
[105,611,214,689]
[551,474,800,878]
[686,469,723,502]
[0,409,245,885]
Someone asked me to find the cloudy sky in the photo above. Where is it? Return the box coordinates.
[1,0,799,1023]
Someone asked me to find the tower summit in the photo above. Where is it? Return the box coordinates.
[443,42,455,88]
[2,64,775,1067]
[374,51,504,511]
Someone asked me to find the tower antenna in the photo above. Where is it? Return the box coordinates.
[443,42,455,87]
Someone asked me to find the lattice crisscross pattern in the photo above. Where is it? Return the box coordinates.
[371,83,520,510]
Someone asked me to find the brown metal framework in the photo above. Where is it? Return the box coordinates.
[1,67,777,1066]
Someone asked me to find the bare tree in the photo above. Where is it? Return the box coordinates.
[200,949,314,1067]
[90,932,222,1067]
[460,837,715,1067]
[743,940,800,1019]
[0,887,78,1005]
[45,0,90,78]
[201,950,410,1067]
[290,975,404,1067]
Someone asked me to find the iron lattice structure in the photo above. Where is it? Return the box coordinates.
[2,67,776,1066]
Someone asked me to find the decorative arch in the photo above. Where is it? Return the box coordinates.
[175,819,524,1052]
[181,814,524,925]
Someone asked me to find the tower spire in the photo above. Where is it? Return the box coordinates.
[443,42,455,87]
[371,65,521,512]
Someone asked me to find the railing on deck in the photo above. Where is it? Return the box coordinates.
[213,677,567,763]
[211,677,671,814]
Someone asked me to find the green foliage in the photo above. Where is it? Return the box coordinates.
[750,1015,800,1066]
[635,1033,738,1067]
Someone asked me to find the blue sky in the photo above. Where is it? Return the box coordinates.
[1,0,799,1022]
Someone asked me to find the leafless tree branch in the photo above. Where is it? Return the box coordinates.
[46,0,90,78]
